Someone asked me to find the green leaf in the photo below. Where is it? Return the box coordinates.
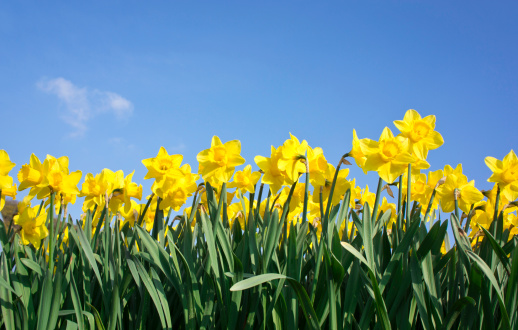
[466,250,511,329]
[132,256,167,328]
[230,273,321,329]
[479,226,511,274]
[20,258,43,277]
[442,297,476,330]
[0,253,15,330]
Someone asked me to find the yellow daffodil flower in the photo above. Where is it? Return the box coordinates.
[13,203,49,248]
[18,154,44,197]
[109,170,143,213]
[393,109,444,160]
[436,165,484,213]
[142,147,183,180]
[379,197,397,229]
[277,133,308,182]
[0,150,16,195]
[360,127,417,183]
[255,145,292,194]
[358,185,376,209]
[0,150,17,211]
[227,164,261,194]
[350,129,367,173]
[311,164,350,207]
[0,184,17,211]
[37,155,82,199]
[197,136,245,186]
[306,146,328,187]
[485,150,518,201]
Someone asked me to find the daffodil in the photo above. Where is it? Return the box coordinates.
[358,185,376,209]
[0,150,15,176]
[227,197,253,230]
[142,147,183,180]
[306,146,329,187]
[153,163,199,211]
[119,200,139,228]
[393,109,444,160]
[360,127,417,183]
[401,172,428,204]
[18,154,44,197]
[0,150,17,211]
[109,170,143,213]
[350,129,367,173]
[36,155,82,199]
[80,169,122,211]
[13,203,49,248]
[277,133,308,182]
[311,164,350,207]
[227,164,261,194]
[0,184,17,211]
[378,197,397,229]
[255,145,292,194]
[197,136,245,186]
[436,165,484,213]
[485,150,518,201]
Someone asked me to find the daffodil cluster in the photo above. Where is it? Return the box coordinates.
[352,109,444,183]
[18,154,82,202]
[80,168,142,214]
[3,109,517,252]
[143,147,199,211]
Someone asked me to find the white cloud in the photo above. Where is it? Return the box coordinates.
[38,77,133,137]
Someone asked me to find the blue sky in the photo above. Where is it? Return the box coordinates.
[1,1,517,218]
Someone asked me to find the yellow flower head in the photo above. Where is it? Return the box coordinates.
[311,164,350,207]
[277,133,308,182]
[227,164,261,194]
[401,172,429,205]
[485,150,518,201]
[13,203,49,248]
[0,150,17,211]
[19,155,82,200]
[18,154,44,192]
[255,145,292,194]
[306,146,329,187]
[142,147,183,180]
[119,199,139,228]
[358,185,376,209]
[393,109,444,160]
[0,150,15,175]
[378,197,397,229]
[436,164,484,214]
[350,129,367,173]
[361,127,417,183]
[197,136,245,186]
[109,170,143,213]
[0,184,17,211]
[153,163,199,211]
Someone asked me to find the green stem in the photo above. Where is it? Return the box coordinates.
[397,175,403,227]
[371,177,383,223]
[48,191,56,271]
[423,188,437,224]
[454,188,460,221]
[406,164,412,230]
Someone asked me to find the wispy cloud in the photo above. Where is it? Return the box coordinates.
[37,77,133,137]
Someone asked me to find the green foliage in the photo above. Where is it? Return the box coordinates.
[0,171,517,329]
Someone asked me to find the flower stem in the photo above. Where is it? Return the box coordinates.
[406,164,412,230]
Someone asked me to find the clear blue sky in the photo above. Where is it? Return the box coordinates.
[1,1,517,218]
